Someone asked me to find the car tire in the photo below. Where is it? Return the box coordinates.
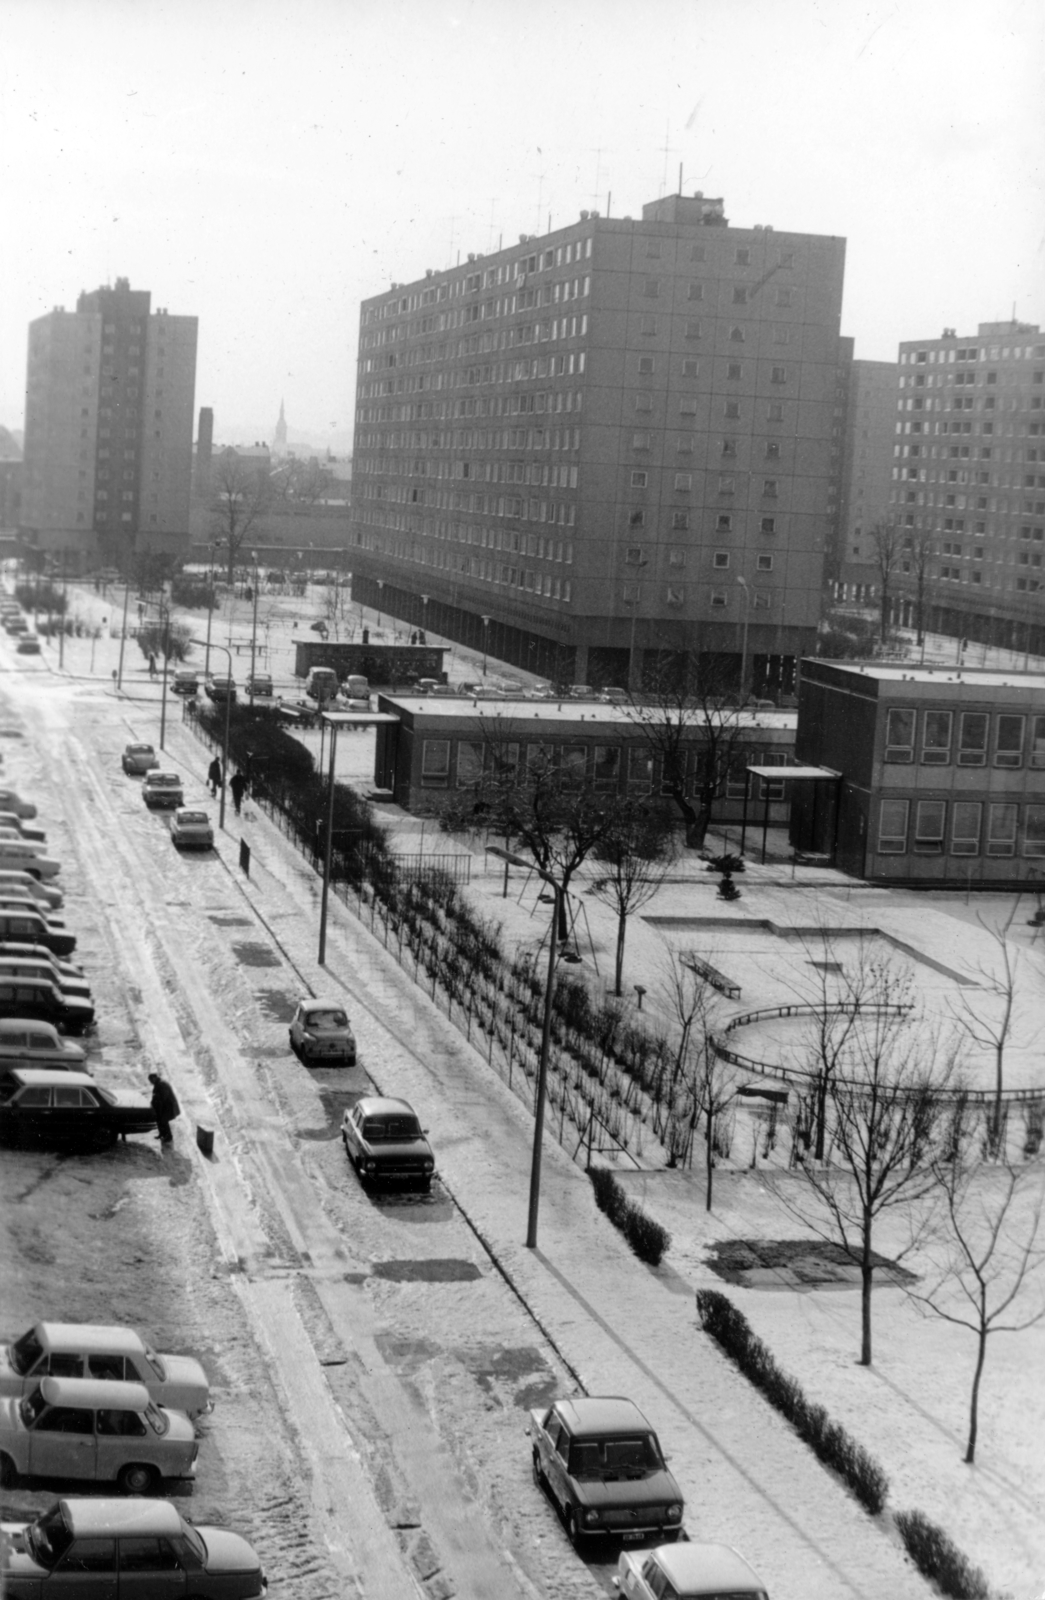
[117,1462,159,1494]
[564,1507,580,1547]
[0,1451,17,1488]
[531,1450,545,1491]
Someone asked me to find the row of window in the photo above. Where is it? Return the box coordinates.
[418,740,790,794]
[877,799,1045,858]
[902,343,1045,365]
[884,709,1045,768]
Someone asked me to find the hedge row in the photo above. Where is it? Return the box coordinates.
[893,1510,990,1600]
[589,1166,671,1267]
[695,1289,888,1515]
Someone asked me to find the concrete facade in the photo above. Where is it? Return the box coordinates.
[351,195,847,698]
[832,356,898,603]
[20,279,197,570]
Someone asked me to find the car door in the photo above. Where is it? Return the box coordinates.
[26,1402,97,1479]
[116,1537,187,1599]
[543,1413,572,1512]
[345,1105,363,1160]
[50,1537,119,1599]
[95,1405,149,1482]
[52,1083,101,1139]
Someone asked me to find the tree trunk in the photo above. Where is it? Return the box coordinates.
[688,800,712,851]
[880,583,889,643]
[705,1104,714,1212]
[860,1228,874,1366]
[614,913,626,997]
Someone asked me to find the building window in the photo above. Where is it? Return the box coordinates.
[709,589,727,607]
[762,479,778,497]
[457,742,485,788]
[732,287,748,305]
[561,746,587,786]
[640,316,658,335]
[674,473,692,491]
[885,707,915,763]
[995,714,1025,768]
[632,432,651,450]
[630,471,648,488]
[713,551,730,569]
[627,747,653,790]
[756,554,774,571]
[760,517,776,534]
[729,326,745,343]
[987,803,1017,857]
[771,366,787,384]
[630,509,645,528]
[724,401,740,419]
[682,359,699,377]
[666,585,685,606]
[1031,714,1045,769]
[718,476,735,494]
[765,442,780,460]
[767,403,783,421]
[878,799,909,853]
[635,393,653,412]
[644,278,661,298]
[645,239,662,259]
[685,320,702,339]
[716,514,732,531]
[1025,806,1045,858]
[672,511,689,530]
[958,711,988,765]
[914,800,946,854]
[727,362,742,380]
[625,546,645,565]
[951,802,982,856]
[638,356,655,375]
[921,710,953,765]
[775,288,793,307]
[421,740,450,785]
[735,248,750,266]
[679,397,698,415]
[593,746,622,788]
[668,547,686,567]
[687,283,704,302]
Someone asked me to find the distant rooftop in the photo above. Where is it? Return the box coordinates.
[807,660,1045,692]
[381,695,797,729]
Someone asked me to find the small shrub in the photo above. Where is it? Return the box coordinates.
[894,1510,990,1600]
[717,876,741,902]
[588,1167,670,1266]
[704,853,745,874]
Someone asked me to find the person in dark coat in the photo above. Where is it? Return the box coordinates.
[229,770,247,816]
[207,757,222,796]
[148,1073,180,1144]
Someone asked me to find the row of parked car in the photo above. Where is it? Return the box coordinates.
[1,596,42,655]
[122,743,215,849]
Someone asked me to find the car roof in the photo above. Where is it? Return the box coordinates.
[355,1096,417,1117]
[174,809,209,821]
[60,1498,184,1537]
[0,1018,62,1038]
[553,1396,655,1436]
[125,743,154,752]
[33,1323,148,1356]
[9,1069,95,1085]
[648,1542,766,1592]
[302,997,347,1013]
[38,1376,152,1409]
[146,772,181,781]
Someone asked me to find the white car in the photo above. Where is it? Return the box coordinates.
[141,772,184,810]
[615,1541,769,1599]
[170,809,214,850]
[289,998,357,1065]
[0,1323,210,1418]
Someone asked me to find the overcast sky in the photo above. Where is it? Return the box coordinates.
[3,0,1042,449]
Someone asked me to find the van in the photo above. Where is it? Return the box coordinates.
[0,909,75,957]
[0,840,60,881]
[305,666,339,701]
[0,977,94,1034]
[0,1018,86,1070]
[0,1322,210,1417]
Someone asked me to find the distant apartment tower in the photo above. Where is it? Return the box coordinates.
[350,194,847,694]
[20,278,197,570]
[832,357,898,603]
[889,322,1045,656]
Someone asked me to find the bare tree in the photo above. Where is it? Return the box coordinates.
[661,951,732,1207]
[769,966,958,1365]
[625,656,754,849]
[589,803,678,996]
[905,530,936,647]
[209,451,272,585]
[951,909,1025,1156]
[913,1143,1045,1463]
[273,456,334,508]
[870,519,904,644]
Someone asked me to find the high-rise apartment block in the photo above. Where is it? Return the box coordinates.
[832,357,897,603]
[351,194,846,693]
[889,322,1045,656]
[20,279,197,570]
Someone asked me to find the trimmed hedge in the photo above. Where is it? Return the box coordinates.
[894,1510,990,1600]
[695,1288,888,1515]
[589,1167,671,1267]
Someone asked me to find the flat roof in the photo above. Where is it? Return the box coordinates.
[379,697,797,729]
[804,660,1045,691]
[746,764,839,780]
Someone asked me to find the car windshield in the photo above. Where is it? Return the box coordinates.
[309,1009,348,1030]
[179,1523,208,1564]
[9,1326,43,1376]
[143,1343,166,1380]
[178,813,208,825]
[20,1387,50,1426]
[129,746,153,756]
[27,1504,73,1568]
[567,1434,662,1479]
[144,1401,169,1435]
[151,775,180,787]
[363,1116,422,1142]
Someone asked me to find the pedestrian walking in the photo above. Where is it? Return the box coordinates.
[148,653,157,677]
[229,770,247,816]
[147,1073,180,1145]
[207,756,222,796]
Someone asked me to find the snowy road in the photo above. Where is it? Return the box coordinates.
[0,654,934,1599]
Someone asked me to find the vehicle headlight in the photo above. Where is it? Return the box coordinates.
[303,1032,316,1043]
[582,1508,600,1527]
[666,1503,683,1523]
[423,1159,434,1171]
[365,1159,377,1171]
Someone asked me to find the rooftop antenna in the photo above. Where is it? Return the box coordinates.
[590,146,607,210]
[658,121,677,197]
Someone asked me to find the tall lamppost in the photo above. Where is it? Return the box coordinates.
[481,614,491,676]
[317,710,361,965]
[736,574,751,704]
[248,550,260,704]
[116,573,132,690]
[420,592,429,641]
[158,594,171,751]
[205,542,217,678]
[189,638,233,831]
[487,845,563,1249]
[376,579,385,628]
[57,551,69,672]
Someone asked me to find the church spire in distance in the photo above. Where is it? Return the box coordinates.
[273,398,288,456]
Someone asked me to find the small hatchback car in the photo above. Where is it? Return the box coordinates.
[142,772,184,809]
[246,673,273,697]
[1,1497,267,1599]
[0,1376,197,1494]
[614,1541,769,1599]
[0,1323,210,1419]
[340,1096,435,1190]
[170,809,214,850]
[121,744,159,776]
[528,1396,685,1547]
[289,999,356,1066]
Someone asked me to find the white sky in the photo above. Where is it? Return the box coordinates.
[2,0,1042,448]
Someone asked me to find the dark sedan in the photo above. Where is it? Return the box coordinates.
[0,1071,156,1149]
[340,1096,435,1191]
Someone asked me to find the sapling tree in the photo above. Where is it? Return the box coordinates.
[870,518,904,644]
[952,907,1026,1156]
[660,950,732,1204]
[589,802,677,996]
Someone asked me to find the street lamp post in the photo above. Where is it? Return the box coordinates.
[487,845,563,1249]
[420,593,429,642]
[205,543,217,678]
[736,575,751,704]
[158,596,171,752]
[317,711,364,964]
[249,550,260,704]
[189,638,233,831]
[116,576,132,690]
[376,579,385,628]
[57,552,69,671]
[481,615,491,676]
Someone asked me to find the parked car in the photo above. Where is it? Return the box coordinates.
[0,840,61,881]
[0,1323,210,1418]
[528,1397,685,1547]
[289,999,356,1066]
[598,687,629,705]
[0,977,94,1034]
[0,958,90,1002]
[3,617,28,636]
[0,943,84,982]
[1,1497,267,1599]
[0,909,75,957]
[426,684,462,698]
[204,676,237,703]
[0,1377,197,1494]
[567,684,596,699]
[16,635,41,656]
[0,1020,87,1071]
[0,1070,155,1148]
[0,870,62,911]
[171,669,199,696]
[141,771,184,810]
[0,789,38,820]
[0,889,66,928]
[246,673,273,697]
[340,1096,435,1191]
[614,1542,769,1599]
[170,809,214,850]
[304,666,339,702]
[121,743,159,776]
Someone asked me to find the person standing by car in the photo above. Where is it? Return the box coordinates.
[147,1072,180,1144]
[207,756,222,796]
[229,769,247,816]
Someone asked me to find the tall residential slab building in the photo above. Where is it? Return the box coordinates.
[832,356,898,603]
[20,278,197,570]
[351,194,846,693]
[890,322,1045,655]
